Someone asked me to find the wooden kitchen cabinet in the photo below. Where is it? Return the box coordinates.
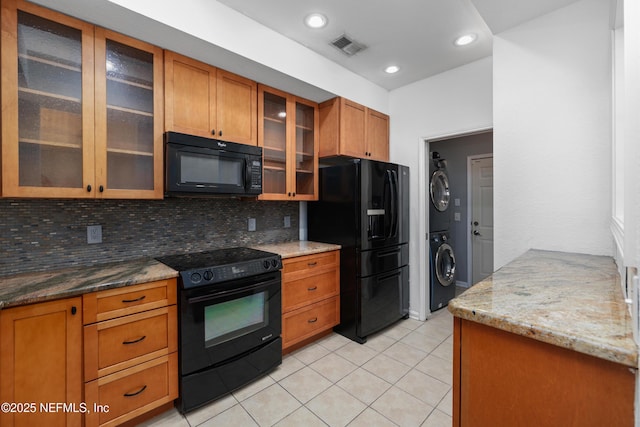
[258,85,319,200]
[164,51,257,145]
[318,97,389,162]
[453,318,635,427]
[83,279,178,427]
[0,0,164,199]
[366,108,390,161]
[0,297,83,427]
[281,250,339,351]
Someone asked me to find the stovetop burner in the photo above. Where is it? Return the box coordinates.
[156,247,281,288]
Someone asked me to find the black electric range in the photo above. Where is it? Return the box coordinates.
[155,247,283,413]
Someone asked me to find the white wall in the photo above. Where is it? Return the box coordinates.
[623,0,640,267]
[389,57,493,319]
[31,0,389,111]
[493,0,613,268]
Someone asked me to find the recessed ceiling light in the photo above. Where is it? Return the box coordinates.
[304,13,327,29]
[385,65,400,74]
[454,33,477,47]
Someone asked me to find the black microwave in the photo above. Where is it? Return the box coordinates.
[165,132,262,197]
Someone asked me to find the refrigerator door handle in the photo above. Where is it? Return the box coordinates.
[363,270,402,300]
[388,170,399,239]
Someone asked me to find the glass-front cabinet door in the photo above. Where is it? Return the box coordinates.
[260,89,288,198]
[94,29,163,199]
[294,99,318,199]
[1,0,95,197]
[258,85,318,201]
[1,0,163,199]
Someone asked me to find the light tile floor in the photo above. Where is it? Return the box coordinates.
[141,308,454,427]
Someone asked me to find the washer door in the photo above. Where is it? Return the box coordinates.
[435,243,456,286]
[430,170,450,212]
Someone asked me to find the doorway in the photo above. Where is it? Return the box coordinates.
[426,130,493,312]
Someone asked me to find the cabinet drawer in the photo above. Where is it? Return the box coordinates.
[283,297,340,348]
[283,251,338,278]
[283,269,339,312]
[83,279,177,324]
[84,306,178,380]
[85,353,178,427]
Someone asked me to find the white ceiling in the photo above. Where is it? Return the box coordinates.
[217,0,584,91]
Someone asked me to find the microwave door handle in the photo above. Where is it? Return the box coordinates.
[245,159,251,190]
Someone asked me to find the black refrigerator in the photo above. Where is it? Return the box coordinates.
[308,159,409,343]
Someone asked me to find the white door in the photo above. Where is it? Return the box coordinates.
[471,157,493,285]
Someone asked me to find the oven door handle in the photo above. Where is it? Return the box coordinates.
[186,279,277,304]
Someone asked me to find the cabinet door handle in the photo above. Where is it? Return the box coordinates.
[308,317,318,323]
[307,286,317,291]
[219,130,223,137]
[122,335,146,345]
[122,295,146,304]
[123,385,147,397]
[99,185,104,193]
[86,185,92,192]
[71,306,77,315]
[211,129,216,135]
[307,262,317,267]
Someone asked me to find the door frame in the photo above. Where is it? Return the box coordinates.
[466,153,493,287]
[421,127,492,317]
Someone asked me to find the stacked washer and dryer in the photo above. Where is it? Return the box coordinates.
[429,152,457,312]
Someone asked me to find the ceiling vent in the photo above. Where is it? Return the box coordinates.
[330,34,366,56]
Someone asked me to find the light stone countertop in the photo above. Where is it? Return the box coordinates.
[251,240,341,259]
[448,249,637,367]
[0,259,178,309]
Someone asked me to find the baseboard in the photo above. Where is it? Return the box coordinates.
[409,309,422,321]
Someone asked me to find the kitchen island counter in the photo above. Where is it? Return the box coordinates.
[0,258,178,309]
[449,249,636,427]
[448,249,636,367]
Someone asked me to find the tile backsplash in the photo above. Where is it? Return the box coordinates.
[0,198,298,276]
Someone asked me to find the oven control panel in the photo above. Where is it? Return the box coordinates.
[179,255,282,288]
[157,247,283,289]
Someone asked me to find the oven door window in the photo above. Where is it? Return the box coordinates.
[204,291,267,347]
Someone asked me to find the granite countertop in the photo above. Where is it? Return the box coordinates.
[448,249,637,367]
[251,240,341,259]
[0,241,340,309]
[0,258,178,309]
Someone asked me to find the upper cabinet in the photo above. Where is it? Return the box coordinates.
[0,0,164,199]
[318,97,389,162]
[366,108,390,161]
[164,51,257,146]
[258,85,318,201]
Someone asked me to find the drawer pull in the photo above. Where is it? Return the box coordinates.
[307,262,318,267]
[122,335,146,345]
[308,317,318,323]
[122,295,146,304]
[123,385,147,398]
[307,286,318,291]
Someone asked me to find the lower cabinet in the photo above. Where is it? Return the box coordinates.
[0,297,83,427]
[83,279,178,427]
[282,250,340,351]
[453,317,636,427]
